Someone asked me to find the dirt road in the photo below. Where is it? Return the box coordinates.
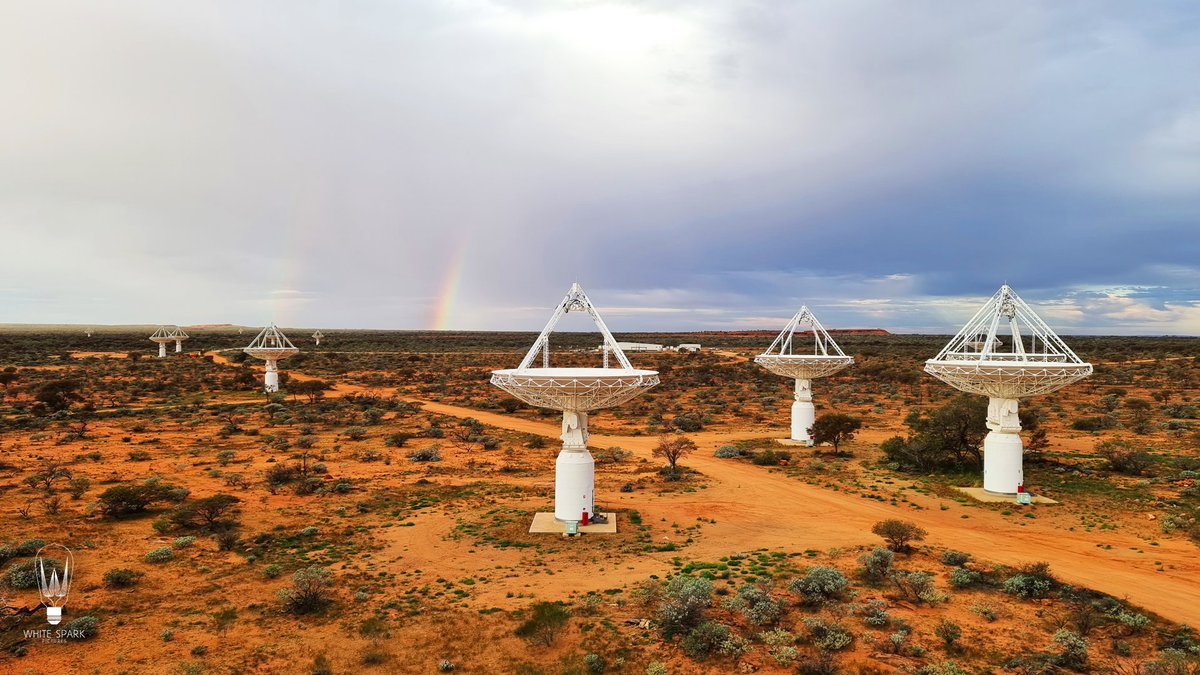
[408,399,1200,626]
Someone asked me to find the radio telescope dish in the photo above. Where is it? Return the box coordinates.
[167,326,189,353]
[925,285,1092,494]
[754,306,853,445]
[491,283,658,529]
[244,324,300,393]
[312,330,324,346]
[149,326,175,358]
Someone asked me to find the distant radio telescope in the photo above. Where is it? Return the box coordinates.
[312,330,324,346]
[244,324,300,393]
[491,283,659,529]
[755,306,854,445]
[168,326,189,353]
[149,326,174,358]
[925,285,1092,494]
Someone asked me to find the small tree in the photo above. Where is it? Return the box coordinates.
[871,519,926,552]
[515,601,570,646]
[279,566,334,614]
[654,436,697,478]
[811,414,862,453]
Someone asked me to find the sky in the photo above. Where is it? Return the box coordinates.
[2,0,1198,334]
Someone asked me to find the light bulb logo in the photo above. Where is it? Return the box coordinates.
[35,544,72,625]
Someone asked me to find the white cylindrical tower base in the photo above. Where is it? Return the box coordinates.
[555,410,594,523]
[790,378,815,445]
[264,360,279,393]
[555,449,595,522]
[983,397,1024,494]
[983,430,1024,494]
[175,340,183,353]
[158,343,166,358]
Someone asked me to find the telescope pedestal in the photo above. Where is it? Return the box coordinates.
[790,379,815,446]
[555,411,594,524]
[264,360,279,393]
[983,397,1023,494]
[157,342,167,358]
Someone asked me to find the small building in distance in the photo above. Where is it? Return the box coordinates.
[676,343,702,352]
[613,342,663,352]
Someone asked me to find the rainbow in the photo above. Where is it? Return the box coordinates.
[431,242,468,330]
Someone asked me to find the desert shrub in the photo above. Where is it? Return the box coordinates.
[725,584,783,625]
[680,622,729,660]
[759,627,798,665]
[789,567,848,605]
[343,426,367,441]
[804,618,853,652]
[713,445,741,459]
[751,449,791,466]
[384,432,411,448]
[658,576,713,638]
[408,445,442,462]
[168,494,241,530]
[941,550,970,566]
[796,653,839,675]
[872,519,927,552]
[949,568,982,588]
[1116,611,1152,634]
[15,538,45,556]
[515,601,570,646]
[173,536,196,549]
[645,663,668,675]
[1004,563,1056,599]
[280,565,334,615]
[1071,417,1105,432]
[861,600,890,627]
[215,529,240,551]
[719,633,751,659]
[918,663,969,675]
[68,476,91,499]
[858,547,894,583]
[145,547,173,563]
[671,413,704,432]
[1053,629,1088,670]
[103,568,144,588]
[128,450,152,461]
[6,558,63,589]
[935,619,962,649]
[96,482,183,517]
[295,434,317,449]
[1097,440,1154,476]
[265,463,301,489]
[261,564,284,579]
[216,450,235,466]
[891,571,944,605]
[62,615,98,639]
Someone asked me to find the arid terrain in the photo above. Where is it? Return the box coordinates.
[1,327,1198,674]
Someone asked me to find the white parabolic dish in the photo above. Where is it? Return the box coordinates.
[754,355,854,380]
[490,367,659,411]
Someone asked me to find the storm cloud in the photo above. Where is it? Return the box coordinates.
[2,1,1198,333]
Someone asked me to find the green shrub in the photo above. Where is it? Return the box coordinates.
[62,615,98,639]
[872,519,927,552]
[935,619,961,649]
[515,601,570,646]
[949,568,982,588]
[279,566,334,615]
[713,446,741,459]
[103,568,144,588]
[751,449,791,466]
[804,618,853,652]
[1053,629,1088,670]
[1004,563,1056,599]
[891,571,944,605]
[681,622,729,660]
[173,536,196,549]
[789,567,848,605]
[658,577,713,638]
[858,547,894,583]
[145,547,173,563]
[408,445,442,462]
[941,550,970,566]
[725,584,783,625]
[6,558,63,589]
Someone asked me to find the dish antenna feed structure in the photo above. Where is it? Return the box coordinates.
[491,283,659,528]
[925,285,1091,494]
[755,307,854,445]
[244,324,300,393]
[149,326,175,358]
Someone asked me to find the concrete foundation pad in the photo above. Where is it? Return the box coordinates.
[529,512,618,534]
[953,487,1058,505]
[774,439,812,447]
